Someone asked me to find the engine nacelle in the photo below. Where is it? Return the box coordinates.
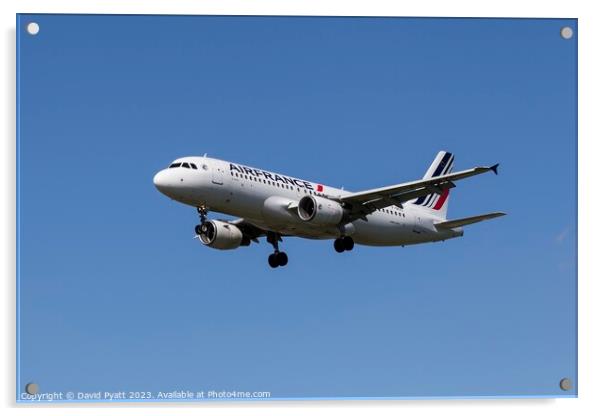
[198,220,244,250]
[297,195,344,226]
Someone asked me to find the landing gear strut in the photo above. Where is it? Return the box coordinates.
[334,236,354,253]
[194,205,209,235]
[267,232,288,268]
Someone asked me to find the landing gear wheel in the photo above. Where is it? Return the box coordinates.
[267,232,288,268]
[334,237,354,252]
[268,253,279,268]
[277,251,288,266]
[334,238,346,253]
[343,236,354,251]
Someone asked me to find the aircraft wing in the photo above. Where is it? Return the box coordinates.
[339,164,499,219]
[228,218,266,243]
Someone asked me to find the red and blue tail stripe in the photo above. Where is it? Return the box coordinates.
[414,151,454,211]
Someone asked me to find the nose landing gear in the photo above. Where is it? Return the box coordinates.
[334,236,354,253]
[267,232,288,268]
[194,205,209,235]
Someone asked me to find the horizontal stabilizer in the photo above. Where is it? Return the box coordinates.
[435,212,506,229]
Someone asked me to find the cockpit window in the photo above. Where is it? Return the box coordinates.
[169,162,198,169]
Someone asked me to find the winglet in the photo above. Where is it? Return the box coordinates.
[490,163,500,175]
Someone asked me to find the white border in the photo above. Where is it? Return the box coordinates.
[3,1,600,415]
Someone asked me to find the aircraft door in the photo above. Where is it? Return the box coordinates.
[212,165,224,185]
[412,215,423,235]
[210,163,231,208]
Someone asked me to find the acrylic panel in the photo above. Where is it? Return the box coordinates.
[17,14,577,402]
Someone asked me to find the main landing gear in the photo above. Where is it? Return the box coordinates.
[194,205,208,235]
[334,236,354,253]
[267,232,288,268]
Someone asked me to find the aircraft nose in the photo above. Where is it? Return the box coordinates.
[153,169,170,192]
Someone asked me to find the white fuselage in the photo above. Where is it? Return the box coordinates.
[153,156,462,246]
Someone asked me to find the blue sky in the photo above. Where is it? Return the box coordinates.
[17,15,577,400]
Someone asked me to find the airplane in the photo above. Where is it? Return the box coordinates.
[153,151,505,268]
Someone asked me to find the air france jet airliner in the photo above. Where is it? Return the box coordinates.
[153,151,505,268]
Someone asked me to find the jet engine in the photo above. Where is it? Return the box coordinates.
[297,195,344,226]
[197,220,245,250]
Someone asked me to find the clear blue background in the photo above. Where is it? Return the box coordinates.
[17,15,577,399]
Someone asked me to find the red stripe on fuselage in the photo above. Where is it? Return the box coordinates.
[433,189,449,210]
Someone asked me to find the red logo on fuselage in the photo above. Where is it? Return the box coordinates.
[316,184,324,192]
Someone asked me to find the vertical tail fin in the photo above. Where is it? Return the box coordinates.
[413,151,454,219]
